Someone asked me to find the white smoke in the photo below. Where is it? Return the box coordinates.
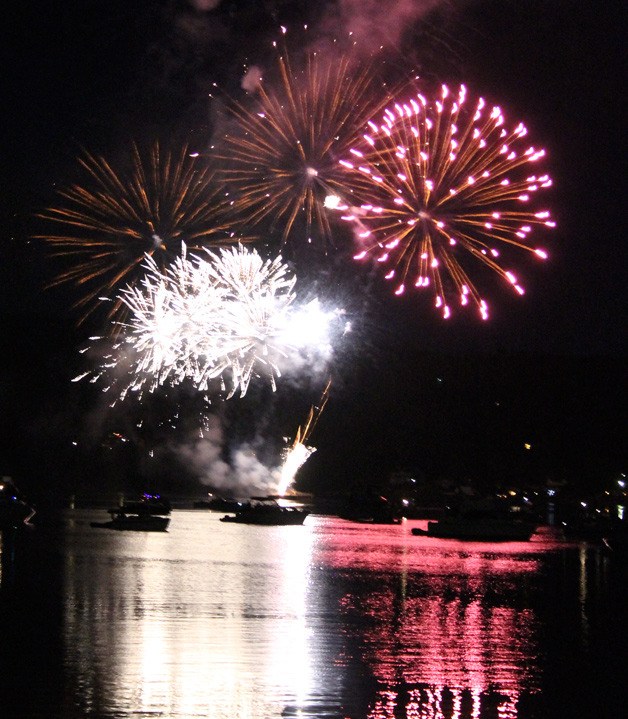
[171,413,282,497]
[231,446,281,494]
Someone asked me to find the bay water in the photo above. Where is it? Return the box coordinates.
[1,511,626,718]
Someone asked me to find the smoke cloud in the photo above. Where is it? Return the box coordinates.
[241,65,263,92]
[170,413,282,497]
[187,0,223,11]
[319,0,449,55]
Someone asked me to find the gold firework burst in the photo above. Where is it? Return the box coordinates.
[36,141,249,322]
[219,47,392,250]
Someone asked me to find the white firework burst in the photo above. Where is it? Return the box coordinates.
[77,245,341,400]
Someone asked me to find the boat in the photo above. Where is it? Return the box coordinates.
[119,493,171,515]
[338,492,403,524]
[0,476,36,530]
[193,495,244,512]
[219,497,309,525]
[411,503,538,541]
[90,508,170,532]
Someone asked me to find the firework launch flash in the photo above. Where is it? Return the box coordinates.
[276,379,331,495]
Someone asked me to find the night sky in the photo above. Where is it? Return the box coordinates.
[1,1,625,503]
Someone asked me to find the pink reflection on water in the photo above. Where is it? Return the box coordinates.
[311,518,570,718]
[312,518,568,573]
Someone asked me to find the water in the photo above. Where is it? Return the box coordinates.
[1,511,626,718]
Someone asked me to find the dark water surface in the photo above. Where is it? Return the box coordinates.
[1,511,626,718]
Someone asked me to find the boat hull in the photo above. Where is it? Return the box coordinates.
[218,496,310,526]
[0,504,35,530]
[0,478,35,529]
[412,520,536,541]
[90,515,170,532]
[220,510,309,526]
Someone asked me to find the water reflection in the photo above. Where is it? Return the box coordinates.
[312,520,588,718]
[1,512,621,718]
[62,511,316,718]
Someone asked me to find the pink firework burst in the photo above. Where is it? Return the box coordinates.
[329,83,555,319]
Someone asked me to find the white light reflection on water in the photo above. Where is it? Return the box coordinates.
[55,512,619,719]
[62,510,314,718]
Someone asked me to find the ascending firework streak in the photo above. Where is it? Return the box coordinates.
[219,32,391,248]
[76,246,343,401]
[36,141,246,321]
[277,378,332,496]
[327,83,555,318]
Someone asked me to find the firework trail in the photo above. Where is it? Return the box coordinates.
[277,378,331,496]
[76,246,343,401]
[327,83,555,318]
[36,141,247,322]
[218,30,393,250]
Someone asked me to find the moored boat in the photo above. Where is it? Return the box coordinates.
[411,503,537,541]
[338,491,403,525]
[90,508,170,532]
[120,493,171,515]
[193,496,244,512]
[0,476,36,530]
[220,497,309,525]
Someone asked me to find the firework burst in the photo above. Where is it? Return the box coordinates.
[329,83,555,318]
[36,141,246,322]
[219,37,391,250]
[78,246,342,402]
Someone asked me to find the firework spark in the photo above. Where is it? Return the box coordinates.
[36,141,246,321]
[329,83,555,318]
[219,40,391,249]
[78,246,342,401]
[277,378,331,496]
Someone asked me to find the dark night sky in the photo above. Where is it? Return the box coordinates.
[1,1,625,501]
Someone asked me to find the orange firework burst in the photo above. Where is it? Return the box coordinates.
[330,83,555,319]
[36,141,248,322]
[219,40,392,250]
